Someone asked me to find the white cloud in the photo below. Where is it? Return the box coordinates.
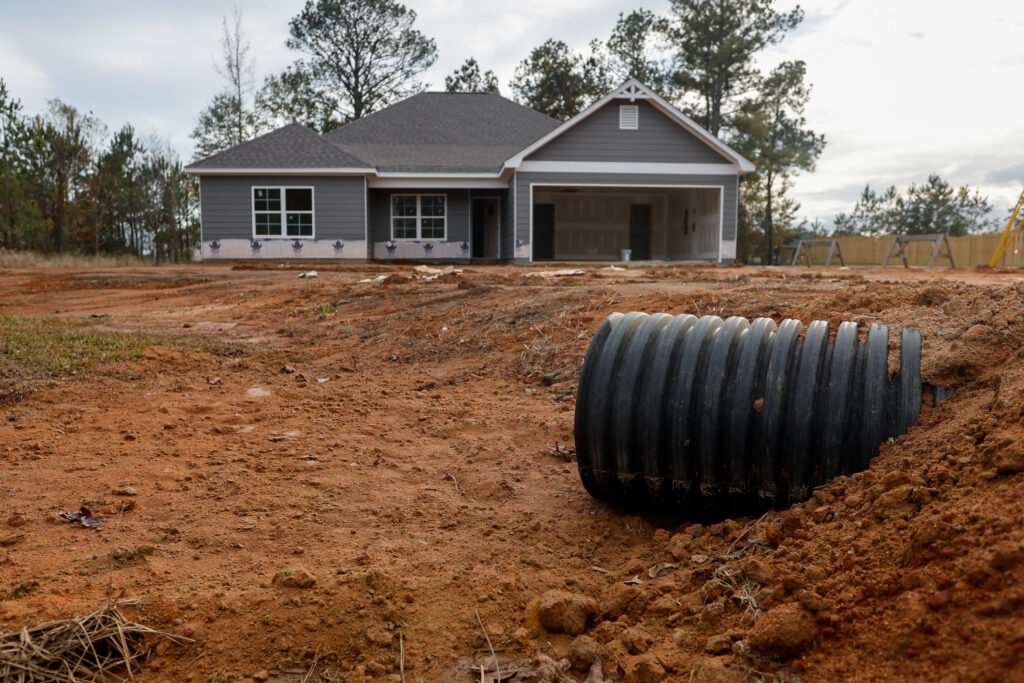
[0,37,53,112]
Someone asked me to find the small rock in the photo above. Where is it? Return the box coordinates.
[748,604,817,657]
[690,657,745,683]
[925,591,951,610]
[366,624,394,646]
[882,470,910,491]
[795,590,829,613]
[252,671,269,682]
[780,573,805,592]
[736,556,774,586]
[804,565,826,583]
[873,485,918,519]
[282,365,296,374]
[618,626,653,654]
[992,446,1024,476]
[766,515,806,547]
[704,634,732,654]
[537,590,599,635]
[811,505,834,523]
[569,635,599,672]
[944,297,967,316]
[781,515,806,536]
[272,567,316,589]
[627,653,666,683]
[991,544,1024,570]
[648,594,677,616]
[667,533,692,561]
[113,486,138,496]
[600,582,640,620]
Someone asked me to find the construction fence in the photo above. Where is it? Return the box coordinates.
[794,233,1024,268]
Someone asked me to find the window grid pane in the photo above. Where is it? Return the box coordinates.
[393,195,417,217]
[255,212,282,236]
[254,188,281,212]
[394,217,417,239]
[286,213,313,237]
[421,195,445,217]
[421,218,444,239]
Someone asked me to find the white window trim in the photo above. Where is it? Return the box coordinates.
[250,186,316,240]
[390,193,447,241]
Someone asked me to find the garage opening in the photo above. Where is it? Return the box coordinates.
[531,186,722,261]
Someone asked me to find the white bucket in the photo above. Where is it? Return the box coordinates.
[620,249,632,262]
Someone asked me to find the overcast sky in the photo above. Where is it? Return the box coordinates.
[1,0,1022,227]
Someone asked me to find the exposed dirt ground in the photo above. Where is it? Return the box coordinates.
[2,262,1024,682]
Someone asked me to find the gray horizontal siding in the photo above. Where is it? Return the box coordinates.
[368,189,470,244]
[513,171,738,248]
[526,101,731,164]
[200,175,366,241]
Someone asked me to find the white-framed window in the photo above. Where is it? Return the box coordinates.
[252,187,315,238]
[391,194,446,240]
[619,104,639,130]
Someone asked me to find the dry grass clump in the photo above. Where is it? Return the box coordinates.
[0,249,147,269]
[0,601,189,682]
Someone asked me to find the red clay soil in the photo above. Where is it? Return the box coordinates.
[1,263,1023,682]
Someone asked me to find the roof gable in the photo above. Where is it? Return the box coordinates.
[507,79,754,172]
[525,99,734,164]
[188,123,370,170]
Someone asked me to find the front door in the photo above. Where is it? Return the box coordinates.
[629,204,652,261]
[533,203,555,260]
[471,197,500,258]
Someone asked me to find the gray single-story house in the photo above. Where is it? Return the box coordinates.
[186,79,753,263]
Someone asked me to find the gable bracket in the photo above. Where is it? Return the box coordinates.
[612,83,652,102]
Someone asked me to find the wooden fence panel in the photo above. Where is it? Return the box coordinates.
[814,235,1024,268]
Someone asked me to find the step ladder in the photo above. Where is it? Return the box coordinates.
[990,187,1024,267]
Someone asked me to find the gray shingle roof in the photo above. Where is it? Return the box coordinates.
[323,92,561,173]
[189,123,369,169]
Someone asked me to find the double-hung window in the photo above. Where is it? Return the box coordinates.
[252,187,314,238]
[391,194,446,240]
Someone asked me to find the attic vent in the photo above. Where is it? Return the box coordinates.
[619,105,639,130]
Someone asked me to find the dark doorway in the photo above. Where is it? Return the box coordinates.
[471,197,500,258]
[629,204,652,260]
[533,203,555,260]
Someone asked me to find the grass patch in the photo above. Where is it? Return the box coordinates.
[0,248,148,269]
[0,315,203,375]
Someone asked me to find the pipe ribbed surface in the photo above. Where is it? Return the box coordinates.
[574,313,923,519]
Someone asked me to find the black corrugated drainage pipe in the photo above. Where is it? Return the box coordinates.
[574,313,932,520]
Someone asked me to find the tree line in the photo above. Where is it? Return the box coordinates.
[833,175,996,238]
[0,80,197,261]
